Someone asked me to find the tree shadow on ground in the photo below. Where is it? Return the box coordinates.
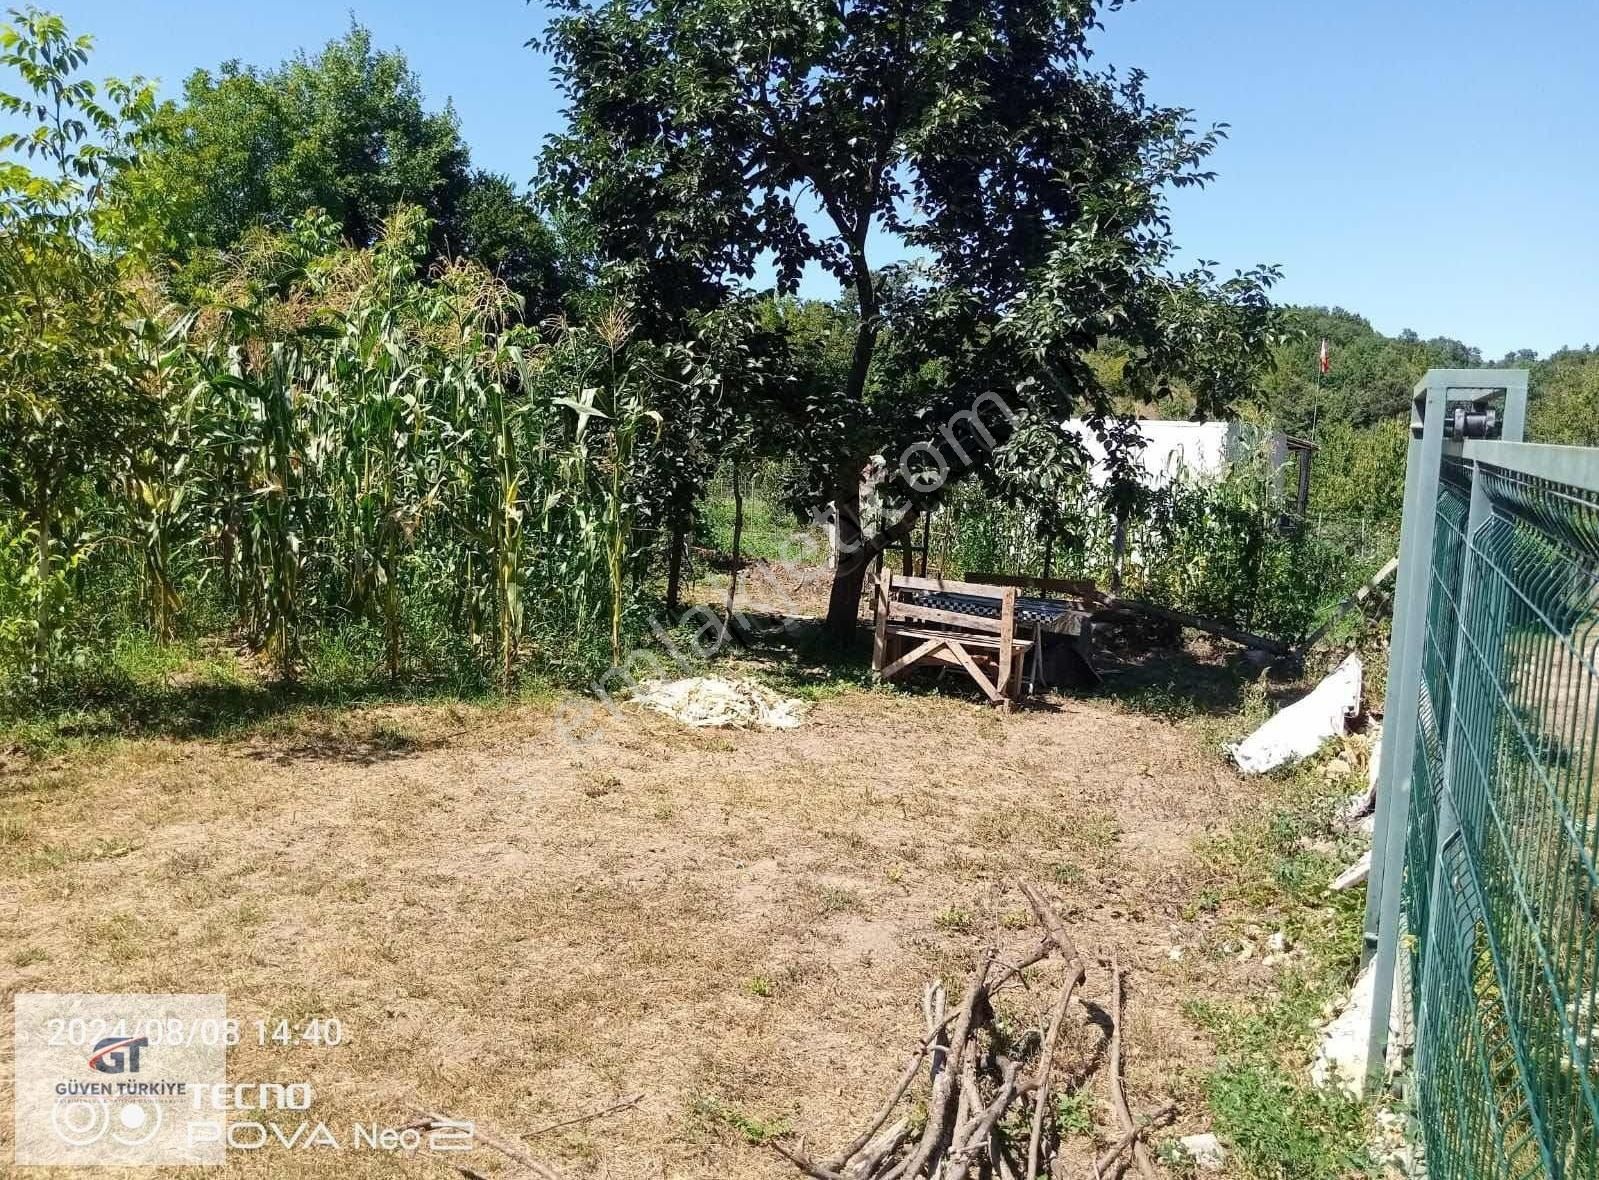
[717,613,876,700]
[0,674,492,757]
[1093,637,1307,721]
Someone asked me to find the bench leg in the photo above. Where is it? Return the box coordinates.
[1004,655,1025,711]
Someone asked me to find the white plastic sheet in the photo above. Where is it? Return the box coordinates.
[1228,654,1363,774]
[632,676,806,730]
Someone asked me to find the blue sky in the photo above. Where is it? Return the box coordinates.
[32,0,1599,357]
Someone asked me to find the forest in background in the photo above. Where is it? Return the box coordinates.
[1,5,1592,719]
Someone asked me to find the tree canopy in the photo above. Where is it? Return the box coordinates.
[111,24,566,311]
[1527,347,1599,446]
[0,7,159,680]
[541,0,1279,635]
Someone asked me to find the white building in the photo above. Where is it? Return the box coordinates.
[1060,419,1297,490]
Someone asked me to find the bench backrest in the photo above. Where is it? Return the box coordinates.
[875,571,1015,637]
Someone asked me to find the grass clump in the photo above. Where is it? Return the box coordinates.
[1207,1063,1370,1180]
[1053,1087,1096,1139]
[690,1095,791,1145]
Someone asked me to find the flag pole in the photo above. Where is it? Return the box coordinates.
[1311,338,1327,440]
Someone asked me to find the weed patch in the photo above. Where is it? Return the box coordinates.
[1181,755,1376,1178]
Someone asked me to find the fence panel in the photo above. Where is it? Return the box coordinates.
[1373,372,1599,1180]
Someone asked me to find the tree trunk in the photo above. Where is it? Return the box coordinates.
[823,475,867,642]
[723,457,745,639]
[824,487,926,643]
[666,515,687,616]
[821,236,882,642]
[1110,510,1128,594]
[32,472,51,686]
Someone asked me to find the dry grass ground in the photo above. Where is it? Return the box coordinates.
[0,642,1327,1179]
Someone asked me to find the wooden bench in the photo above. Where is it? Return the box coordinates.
[871,572,1035,709]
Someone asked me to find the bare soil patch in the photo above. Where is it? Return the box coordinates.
[1,659,1275,1178]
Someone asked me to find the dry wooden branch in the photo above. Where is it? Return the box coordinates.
[406,1106,567,1180]
[888,950,996,1179]
[1019,882,1089,1180]
[1108,960,1158,1180]
[826,1041,933,1170]
[1090,1102,1175,1179]
[1024,960,1085,1179]
[991,937,1057,991]
[952,1056,979,1150]
[923,980,949,1082]
[1019,882,1084,966]
[848,1117,911,1179]
[1109,595,1292,656]
[946,1058,1020,1180]
[775,894,1096,1180]
[772,1138,852,1180]
[526,1092,644,1139]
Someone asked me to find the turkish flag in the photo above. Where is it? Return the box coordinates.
[1319,338,1330,375]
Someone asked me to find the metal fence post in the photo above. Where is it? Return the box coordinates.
[1362,373,1449,1091]
[1369,399,1599,1174]
[1500,369,1528,444]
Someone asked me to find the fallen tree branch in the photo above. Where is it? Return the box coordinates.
[1108,595,1293,657]
[1108,960,1158,1180]
[1091,1102,1175,1179]
[890,950,996,1179]
[849,1117,911,1179]
[1019,883,1088,1180]
[947,1058,1020,1180]
[773,1138,852,1180]
[526,1092,644,1139]
[773,882,1098,1180]
[825,984,956,1172]
[405,1106,567,1180]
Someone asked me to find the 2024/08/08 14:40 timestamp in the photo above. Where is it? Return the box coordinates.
[44,1016,344,1050]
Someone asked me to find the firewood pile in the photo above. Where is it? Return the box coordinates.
[772,882,1174,1180]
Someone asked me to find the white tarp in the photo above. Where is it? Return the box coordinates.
[1229,654,1363,774]
[632,676,806,730]
[1060,419,1289,489]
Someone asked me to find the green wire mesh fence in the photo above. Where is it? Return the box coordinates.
[1404,454,1599,1178]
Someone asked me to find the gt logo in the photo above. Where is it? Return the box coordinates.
[88,1036,148,1075]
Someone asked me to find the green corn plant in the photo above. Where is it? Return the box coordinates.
[321,210,434,683]
[550,309,663,668]
[424,259,534,688]
[119,313,202,643]
[202,333,315,682]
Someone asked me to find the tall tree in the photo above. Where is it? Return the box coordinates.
[542,0,1277,639]
[448,170,568,321]
[0,6,158,682]
[111,25,565,311]
[119,25,467,254]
